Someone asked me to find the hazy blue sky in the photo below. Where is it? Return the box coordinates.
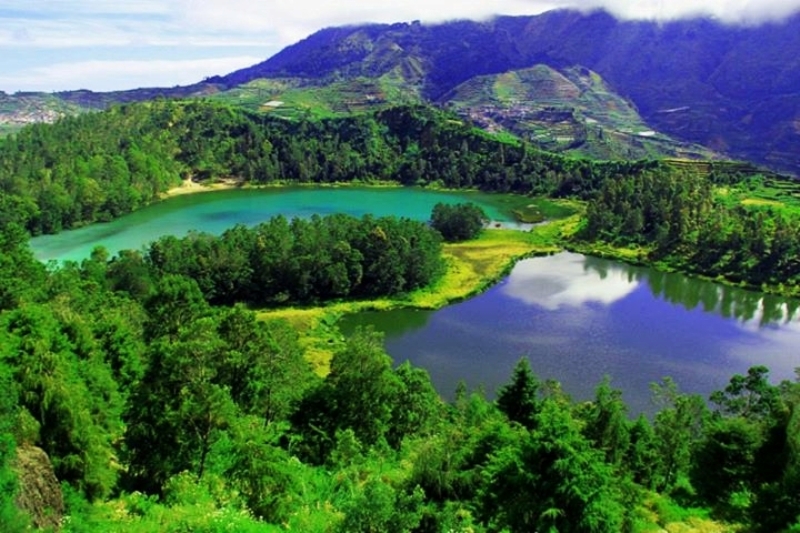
[2,0,799,93]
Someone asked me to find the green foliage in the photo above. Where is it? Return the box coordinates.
[0,223,46,310]
[691,417,762,510]
[582,376,631,467]
[625,415,659,489]
[650,377,708,492]
[710,365,782,422]
[220,418,299,523]
[1,99,663,237]
[581,166,800,288]
[338,478,424,533]
[144,214,444,306]
[430,202,488,242]
[388,361,444,448]
[217,307,312,423]
[0,362,28,532]
[124,302,312,494]
[479,399,626,532]
[292,328,403,462]
[1,303,122,500]
[495,357,540,430]
[61,476,280,533]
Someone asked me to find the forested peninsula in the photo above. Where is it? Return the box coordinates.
[2,100,800,532]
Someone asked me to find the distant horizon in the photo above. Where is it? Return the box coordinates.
[3,1,800,93]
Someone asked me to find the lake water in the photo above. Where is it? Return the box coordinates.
[30,189,800,414]
[340,252,800,414]
[30,187,518,262]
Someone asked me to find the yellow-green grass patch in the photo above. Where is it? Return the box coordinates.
[740,197,784,207]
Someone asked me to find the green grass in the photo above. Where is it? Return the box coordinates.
[712,174,800,213]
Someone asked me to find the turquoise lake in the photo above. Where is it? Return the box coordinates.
[30,187,517,262]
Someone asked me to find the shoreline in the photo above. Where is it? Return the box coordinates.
[161,178,411,199]
[257,224,566,375]
[161,178,241,198]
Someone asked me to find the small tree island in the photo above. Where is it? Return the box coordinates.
[430,202,488,242]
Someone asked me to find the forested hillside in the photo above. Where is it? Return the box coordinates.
[5,10,800,173]
[0,99,659,235]
[579,168,800,290]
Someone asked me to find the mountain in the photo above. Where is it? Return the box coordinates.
[2,9,799,174]
[0,83,222,134]
[211,9,800,174]
[438,65,717,161]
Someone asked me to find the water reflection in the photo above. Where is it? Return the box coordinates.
[503,252,800,329]
[339,308,434,339]
[647,269,800,327]
[342,251,800,414]
[502,253,638,310]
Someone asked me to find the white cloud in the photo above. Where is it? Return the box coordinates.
[172,0,800,45]
[173,0,560,43]
[547,0,800,23]
[0,56,264,93]
[1,0,169,16]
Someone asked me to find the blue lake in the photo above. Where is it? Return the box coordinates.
[341,252,800,414]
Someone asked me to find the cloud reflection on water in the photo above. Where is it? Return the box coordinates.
[502,252,639,310]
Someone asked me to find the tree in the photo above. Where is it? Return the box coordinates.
[124,316,236,493]
[387,361,443,447]
[496,358,540,430]
[650,377,708,491]
[691,417,762,510]
[430,202,488,242]
[1,304,121,500]
[217,306,312,423]
[479,400,625,532]
[0,362,27,532]
[710,365,782,422]
[583,376,630,467]
[338,478,424,533]
[143,274,210,341]
[624,415,659,489]
[223,417,300,522]
[0,223,45,311]
[324,327,401,447]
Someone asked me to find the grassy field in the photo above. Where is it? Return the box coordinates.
[257,224,566,374]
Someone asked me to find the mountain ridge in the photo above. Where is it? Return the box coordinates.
[210,9,800,174]
[2,9,799,174]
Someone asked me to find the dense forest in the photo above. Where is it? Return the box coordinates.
[581,169,800,289]
[3,99,800,530]
[1,219,799,531]
[0,99,664,235]
[138,213,444,306]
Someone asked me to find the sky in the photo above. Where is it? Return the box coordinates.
[2,0,800,93]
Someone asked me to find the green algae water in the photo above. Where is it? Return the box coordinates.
[30,187,518,262]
